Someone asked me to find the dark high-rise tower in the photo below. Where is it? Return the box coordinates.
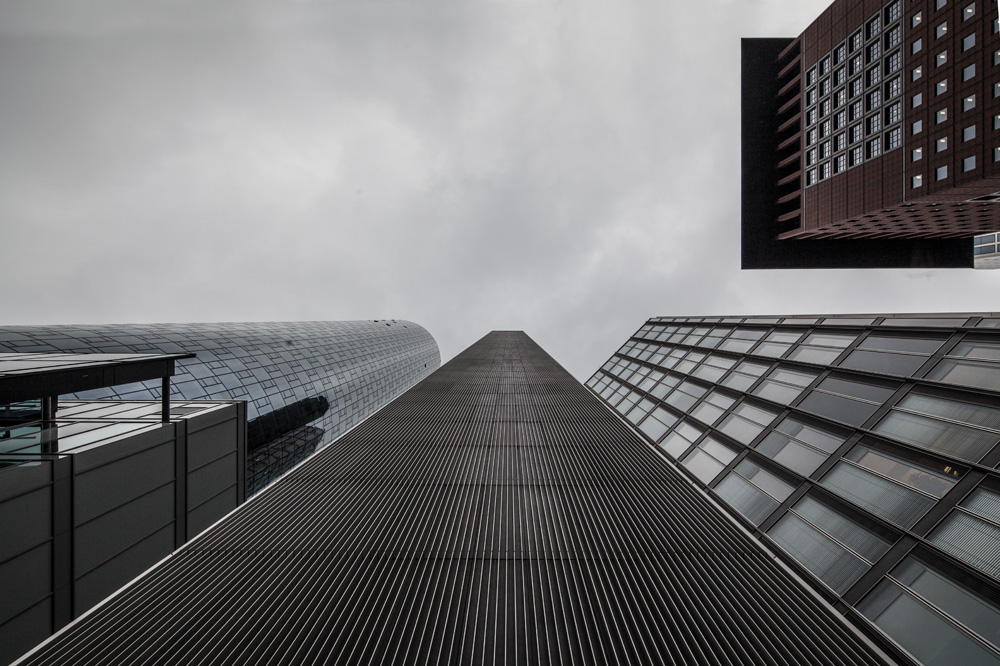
[742,0,1000,268]
[13,332,894,665]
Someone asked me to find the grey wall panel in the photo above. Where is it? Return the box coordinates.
[74,484,175,576]
[73,442,175,525]
[0,462,51,504]
[0,487,51,565]
[185,418,237,472]
[0,599,51,666]
[0,543,51,627]
[186,485,237,539]
[186,453,236,510]
[70,424,175,474]
[74,524,174,616]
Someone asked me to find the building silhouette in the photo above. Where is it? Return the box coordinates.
[588,313,1000,665]
[0,321,440,494]
[742,0,999,268]
[11,332,896,666]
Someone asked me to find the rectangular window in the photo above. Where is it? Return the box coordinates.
[937,137,948,152]
[851,77,864,98]
[913,12,923,27]
[835,133,847,151]
[681,436,736,484]
[913,174,923,187]
[936,0,947,8]
[913,147,923,161]
[851,31,863,52]
[937,165,948,180]
[868,41,882,65]
[851,124,864,143]
[867,16,881,40]
[913,120,923,134]
[912,38,923,54]
[964,63,976,81]
[851,146,864,166]
[868,113,882,135]
[964,94,976,111]
[913,66,923,80]
[799,376,896,427]
[937,108,948,123]
[936,22,948,38]
[937,79,948,95]
[851,100,864,120]
[822,78,832,96]
[885,127,902,151]
[715,459,793,526]
[885,2,901,23]
[930,482,1000,580]
[885,25,901,50]
[964,125,976,141]
[875,392,1000,462]
[937,51,948,67]
[913,92,923,108]
[885,102,902,125]
[963,33,976,51]
[885,76,901,99]
[807,68,817,86]
[859,557,1000,664]
[963,2,975,19]
[867,89,882,111]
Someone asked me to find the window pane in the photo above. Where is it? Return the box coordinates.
[845,444,958,497]
[821,461,935,527]
[768,512,870,594]
[930,511,1000,580]
[682,449,726,484]
[818,376,897,403]
[799,391,881,426]
[873,410,998,462]
[774,417,845,453]
[715,473,779,525]
[794,495,893,562]
[756,432,829,475]
[927,358,1000,391]
[840,349,929,376]
[859,335,946,354]
[717,414,764,445]
[859,578,1000,666]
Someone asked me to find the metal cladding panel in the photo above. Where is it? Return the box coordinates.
[16,332,891,666]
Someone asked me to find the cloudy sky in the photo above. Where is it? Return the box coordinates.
[1,0,997,380]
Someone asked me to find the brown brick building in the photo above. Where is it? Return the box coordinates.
[742,0,1000,268]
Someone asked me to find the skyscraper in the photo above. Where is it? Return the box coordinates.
[0,321,440,494]
[11,332,894,666]
[742,0,999,269]
[587,313,1000,665]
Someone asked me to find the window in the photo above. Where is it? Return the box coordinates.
[930,481,1000,579]
[799,375,897,427]
[835,68,847,87]
[851,77,864,98]
[753,330,803,359]
[807,129,817,145]
[964,63,976,81]
[868,114,882,135]
[751,366,819,406]
[859,557,1000,663]
[836,88,846,108]
[913,147,923,161]
[936,0,947,7]
[885,51,902,77]
[637,406,679,443]
[937,108,948,123]
[868,41,882,65]
[717,401,780,446]
[963,2,975,20]
[835,44,847,65]
[885,76,901,99]
[993,147,999,162]
[821,99,832,117]
[851,54,864,76]
[807,108,817,125]
[820,57,831,76]
[806,169,817,186]
[937,79,948,95]
[715,459,794,526]
[659,419,705,458]
[963,33,976,51]
[690,389,736,426]
[851,100,864,120]
[821,441,959,527]
[719,358,769,391]
[996,49,1000,66]
[937,22,948,38]
[835,132,847,152]
[807,68,817,86]
[885,26,901,50]
[807,88,817,106]
[996,114,1000,130]
[822,77,832,96]
[964,94,976,111]
[913,92,923,108]
[912,11,923,27]
[913,120,923,134]
[913,174,923,187]
[835,110,846,129]
[885,2,901,23]
[873,392,1000,462]
[842,334,946,377]
[885,127,902,151]
[768,494,893,593]
[851,146,864,165]
[806,149,816,166]
[913,38,923,54]
[867,15,881,40]
[867,65,882,87]
[937,137,949,152]
[995,82,1000,98]
[867,89,882,111]
[937,165,948,180]
[926,338,1000,391]
[964,125,976,141]
[885,102,902,125]
[682,436,736,484]
[851,31,863,53]
[913,65,923,81]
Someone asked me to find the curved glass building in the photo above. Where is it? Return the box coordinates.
[0,320,440,494]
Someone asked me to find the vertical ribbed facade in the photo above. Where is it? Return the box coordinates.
[588,314,1000,666]
[15,331,892,666]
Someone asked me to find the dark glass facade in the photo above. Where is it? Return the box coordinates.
[588,313,1000,666]
[0,321,440,494]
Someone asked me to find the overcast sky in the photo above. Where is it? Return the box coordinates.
[1,0,997,380]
